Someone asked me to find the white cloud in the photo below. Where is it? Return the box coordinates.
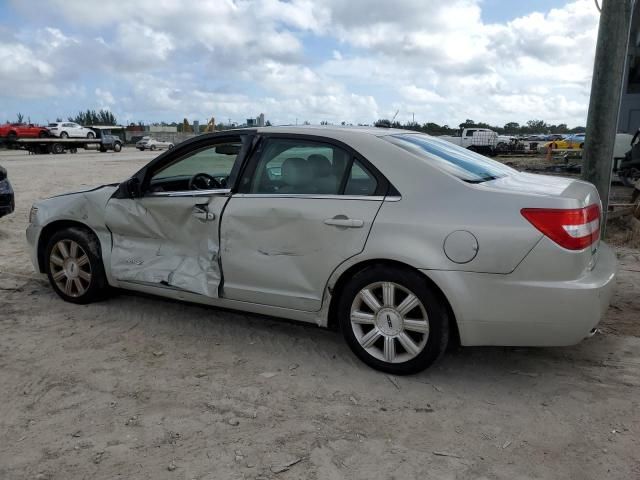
[3,0,601,126]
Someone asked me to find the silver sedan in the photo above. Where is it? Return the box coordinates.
[26,126,617,374]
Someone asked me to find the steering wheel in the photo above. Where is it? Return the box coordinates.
[189,173,222,190]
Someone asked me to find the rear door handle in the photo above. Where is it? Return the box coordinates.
[193,204,216,222]
[324,216,364,228]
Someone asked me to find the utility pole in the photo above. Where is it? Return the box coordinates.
[582,0,632,232]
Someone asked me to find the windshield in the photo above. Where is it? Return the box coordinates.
[384,133,514,183]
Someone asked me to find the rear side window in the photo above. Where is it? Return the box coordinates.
[384,133,514,183]
[345,160,377,196]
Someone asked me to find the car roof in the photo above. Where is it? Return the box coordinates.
[222,125,419,139]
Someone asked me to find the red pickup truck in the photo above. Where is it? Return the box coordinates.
[0,123,49,140]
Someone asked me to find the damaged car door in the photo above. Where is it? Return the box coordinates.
[104,136,245,297]
[220,135,387,312]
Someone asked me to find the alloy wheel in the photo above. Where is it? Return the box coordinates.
[49,239,92,297]
[350,281,429,363]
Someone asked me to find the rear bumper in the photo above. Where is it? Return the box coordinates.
[0,204,14,217]
[424,242,617,347]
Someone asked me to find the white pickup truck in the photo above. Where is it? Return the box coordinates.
[439,128,500,154]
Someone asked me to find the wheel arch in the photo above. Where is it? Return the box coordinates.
[36,220,100,273]
[326,258,461,346]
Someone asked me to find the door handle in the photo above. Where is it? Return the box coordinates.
[193,205,216,222]
[324,216,364,228]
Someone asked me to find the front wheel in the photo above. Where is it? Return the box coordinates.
[87,132,95,139]
[113,142,122,152]
[150,145,157,151]
[60,132,69,138]
[338,265,449,375]
[45,228,108,304]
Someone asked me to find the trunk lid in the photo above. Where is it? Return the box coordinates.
[482,172,600,206]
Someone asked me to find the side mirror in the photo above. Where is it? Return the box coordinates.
[123,177,142,198]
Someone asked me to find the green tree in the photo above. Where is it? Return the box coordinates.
[503,122,520,133]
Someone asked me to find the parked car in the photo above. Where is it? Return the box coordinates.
[545,134,566,141]
[89,127,123,152]
[47,122,95,139]
[540,134,585,153]
[439,128,499,153]
[0,165,15,218]
[0,123,49,140]
[523,135,547,142]
[136,136,174,151]
[26,127,616,374]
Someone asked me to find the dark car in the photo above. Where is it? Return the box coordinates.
[89,127,123,152]
[0,165,15,218]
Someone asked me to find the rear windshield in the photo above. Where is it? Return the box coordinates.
[48,123,59,127]
[384,133,514,183]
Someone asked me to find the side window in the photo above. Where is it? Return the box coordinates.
[248,139,351,195]
[465,129,476,137]
[149,140,242,193]
[344,160,378,196]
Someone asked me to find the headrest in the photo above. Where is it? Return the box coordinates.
[281,157,311,186]
[307,154,332,177]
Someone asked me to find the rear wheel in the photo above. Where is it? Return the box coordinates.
[7,131,17,142]
[45,228,108,304]
[150,145,157,151]
[338,265,449,375]
[39,130,49,138]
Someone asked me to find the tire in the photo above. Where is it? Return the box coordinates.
[137,147,144,151]
[7,132,17,142]
[52,143,64,154]
[150,145,157,151]
[338,265,449,375]
[60,132,69,138]
[99,146,107,153]
[113,142,122,152]
[168,144,174,150]
[87,132,95,139]
[39,130,49,138]
[45,227,109,304]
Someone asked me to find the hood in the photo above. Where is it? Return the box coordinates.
[49,183,119,199]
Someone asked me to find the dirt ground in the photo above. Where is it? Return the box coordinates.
[0,148,639,480]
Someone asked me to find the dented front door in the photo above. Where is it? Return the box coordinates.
[105,191,229,297]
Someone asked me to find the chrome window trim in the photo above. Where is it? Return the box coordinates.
[146,188,231,198]
[232,193,387,201]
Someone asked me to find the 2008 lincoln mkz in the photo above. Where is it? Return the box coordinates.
[26,126,617,374]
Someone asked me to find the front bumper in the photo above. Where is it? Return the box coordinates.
[26,223,42,272]
[425,242,618,347]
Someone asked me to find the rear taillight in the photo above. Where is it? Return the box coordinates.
[521,204,600,250]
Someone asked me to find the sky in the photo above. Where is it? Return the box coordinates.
[0,0,601,128]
